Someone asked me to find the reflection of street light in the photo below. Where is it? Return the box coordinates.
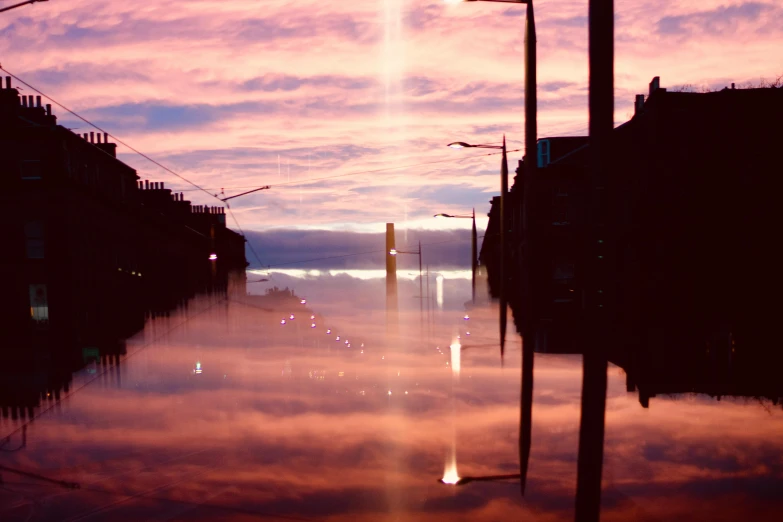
[0,0,49,14]
[439,474,520,486]
[435,209,478,303]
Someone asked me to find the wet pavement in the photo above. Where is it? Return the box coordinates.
[1,269,782,521]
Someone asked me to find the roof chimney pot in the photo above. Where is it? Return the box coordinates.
[36,96,41,108]
[4,76,10,89]
[103,132,108,143]
[90,132,95,143]
[649,76,660,96]
[145,180,150,190]
[634,94,645,115]
[45,104,51,116]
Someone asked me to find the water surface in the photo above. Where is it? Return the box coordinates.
[1,270,781,521]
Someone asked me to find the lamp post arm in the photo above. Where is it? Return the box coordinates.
[0,0,48,14]
[220,185,271,202]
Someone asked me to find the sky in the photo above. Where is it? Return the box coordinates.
[1,0,781,241]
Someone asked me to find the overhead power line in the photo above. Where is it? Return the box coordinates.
[0,66,220,202]
[175,148,522,193]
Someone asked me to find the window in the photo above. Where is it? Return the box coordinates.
[20,160,42,180]
[25,221,45,259]
[537,139,551,168]
[29,284,49,327]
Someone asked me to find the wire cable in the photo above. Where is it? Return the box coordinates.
[174,148,522,194]
[1,65,521,202]
[224,202,265,268]
[0,65,220,202]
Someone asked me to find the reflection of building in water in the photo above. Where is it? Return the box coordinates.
[0,75,248,420]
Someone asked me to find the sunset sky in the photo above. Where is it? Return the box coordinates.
[1,0,780,239]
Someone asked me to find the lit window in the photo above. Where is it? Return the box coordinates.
[537,139,551,168]
[24,221,45,259]
[29,284,49,327]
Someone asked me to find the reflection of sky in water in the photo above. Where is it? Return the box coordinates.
[1,271,782,521]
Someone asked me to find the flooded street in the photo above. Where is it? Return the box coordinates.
[2,270,781,521]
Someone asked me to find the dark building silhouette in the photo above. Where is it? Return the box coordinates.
[0,75,248,418]
[483,77,782,356]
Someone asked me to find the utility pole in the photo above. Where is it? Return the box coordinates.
[575,1,613,521]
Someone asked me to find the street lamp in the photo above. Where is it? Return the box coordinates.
[447,138,509,361]
[389,241,424,322]
[447,0,537,361]
[389,242,423,287]
[0,0,48,14]
[452,0,537,172]
[434,210,478,303]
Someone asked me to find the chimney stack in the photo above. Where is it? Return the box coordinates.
[45,104,51,116]
[634,94,645,115]
[21,96,27,107]
[83,133,88,140]
[649,76,660,96]
[90,132,95,143]
[160,182,165,190]
[145,180,150,190]
[97,134,102,144]
[180,192,184,201]
[36,96,41,108]
[4,76,10,89]
[103,132,108,142]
